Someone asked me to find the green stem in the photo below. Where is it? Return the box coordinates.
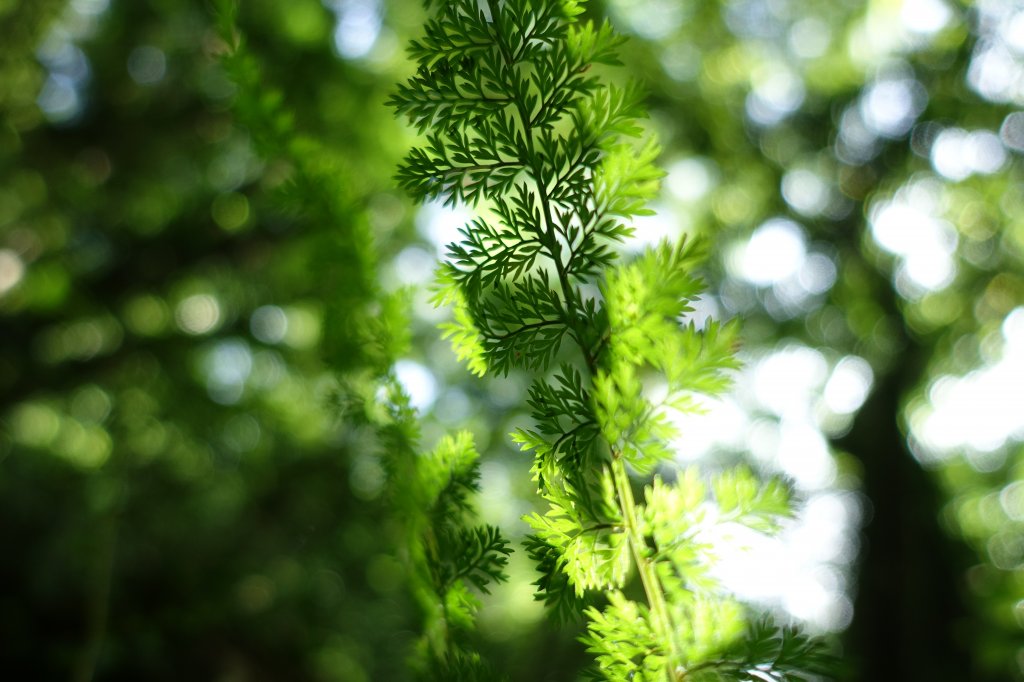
[610,456,678,681]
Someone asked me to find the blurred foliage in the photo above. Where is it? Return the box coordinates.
[0,0,1022,681]
[1,0,418,679]
[592,0,1024,678]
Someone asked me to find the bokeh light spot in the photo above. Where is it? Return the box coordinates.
[870,183,959,296]
[11,402,61,448]
[911,313,1024,458]
[251,305,289,344]
[0,249,26,296]
[417,200,472,257]
[1000,112,1024,151]
[223,413,261,453]
[1000,481,1024,522]
[39,317,123,364]
[798,253,838,295]
[782,169,830,217]
[931,128,1007,181]
[350,451,385,500]
[211,192,250,232]
[123,295,170,336]
[281,0,329,45]
[176,294,222,335]
[901,0,952,35]
[734,218,807,287]
[127,45,167,86]
[609,0,686,40]
[666,157,716,203]
[71,0,109,16]
[282,305,321,349]
[394,359,438,411]
[328,0,382,60]
[788,18,831,59]
[70,384,112,423]
[55,419,112,469]
[987,531,1024,570]
[860,77,927,139]
[746,67,805,126]
[752,345,827,418]
[824,356,874,414]
[778,421,836,489]
[388,246,435,288]
[204,339,253,405]
[37,75,81,123]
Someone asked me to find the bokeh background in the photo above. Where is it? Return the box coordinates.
[1,0,1022,680]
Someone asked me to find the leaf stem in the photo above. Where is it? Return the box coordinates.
[492,317,562,340]
[610,455,679,681]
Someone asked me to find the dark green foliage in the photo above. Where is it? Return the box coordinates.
[729,618,840,680]
[348,382,512,679]
[0,0,424,679]
[522,534,590,622]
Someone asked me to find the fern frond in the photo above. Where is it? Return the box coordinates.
[392,1,835,679]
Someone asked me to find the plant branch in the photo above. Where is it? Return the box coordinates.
[610,455,679,681]
[481,4,678,676]
[492,317,562,341]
